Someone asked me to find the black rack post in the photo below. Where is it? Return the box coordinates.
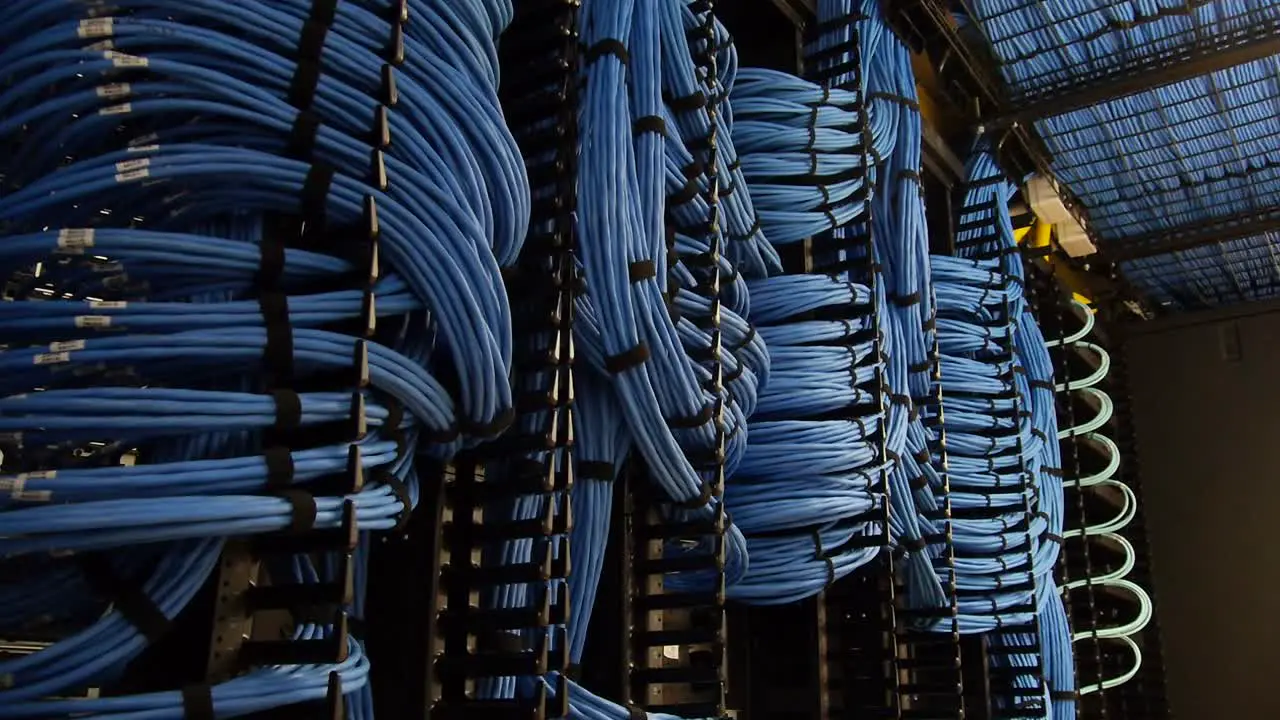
[627,3,729,716]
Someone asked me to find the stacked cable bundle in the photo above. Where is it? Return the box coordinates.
[696,0,898,606]
[0,1,526,716]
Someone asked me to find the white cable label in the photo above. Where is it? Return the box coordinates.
[127,144,158,153]
[90,262,124,274]
[99,102,132,116]
[11,490,52,503]
[85,39,114,52]
[0,471,56,492]
[129,132,158,147]
[75,316,113,329]
[50,340,86,352]
[115,167,149,183]
[89,300,127,309]
[33,352,71,366]
[78,17,114,38]
[57,228,95,251]
[115,158,149,174]
[104,50,147,68]
[96,82,131,99]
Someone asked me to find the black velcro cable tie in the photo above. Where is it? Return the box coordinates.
[668,402,714,429]
[890,394,910,407]
[892,291,921,307]
[628,260,657,282]
[915,449,930,464]
[1051,690,1079,702]
[669,175,699,205]
[628,706,646,720]
[584,38,629,65]
[181,684,215,720]
[1030,380,1055,391]
[897,169,921,184]
[909,475,928,490]
[577,460,616,481]
[886,449,901,463]
[275,489,318,534]
[381,394,407,454]
[724,360,745,384]
[729,217,762,241]
[1045,532,1065,545]
[381,472,412,533]
[257,234,286,289]
[264,446,296,488]
[288,57,324,110]
[459,406,515,438]
[908,360,931,373]
[923,315,938,332]
[287,109,322,160]
[633,114,666,137]
[677,480,713,509]
[665,90,707,112]
[259,291,294,384]
[78,554,172,643]
[904,536,927,552]
[272,389,303,430]
[867,91,921,111]
[300,162,335,227]
[729,325,757,352]
[605,342,650,374]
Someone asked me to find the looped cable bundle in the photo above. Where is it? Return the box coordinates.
[0,0,524,716]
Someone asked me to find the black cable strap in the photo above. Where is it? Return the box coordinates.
[459,407,516,438]
[1030,380,1055,391]
[286,109,322,160]
[264,446,296,488]
[904,536,927,552]
[259,291,294,384]
[867,91,920,111]
[728,217,762,242]
[677,480,713,509]
[300,162,335,228]
[577,460,616,481]
[908,360,931,373]
[381,472,412,533]
[892,291,921,307]
[667,402,714,429]
[728,325,757,352]
[276,489,318,533]
[669,175,699,205]
[583,38,629,65]
[78,554,172,643]
[273,389,303,430]
[628,260,657,282]
[181,684,215,720]
[633,114,666,137]
[909,475,928,490]
[665,90,707,112]
[605,342,650,374]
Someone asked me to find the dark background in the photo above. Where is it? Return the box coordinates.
[1127,299,1280,720]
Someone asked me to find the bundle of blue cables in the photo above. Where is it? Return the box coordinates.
[0,1,527,717]
[967,1,1280,242]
